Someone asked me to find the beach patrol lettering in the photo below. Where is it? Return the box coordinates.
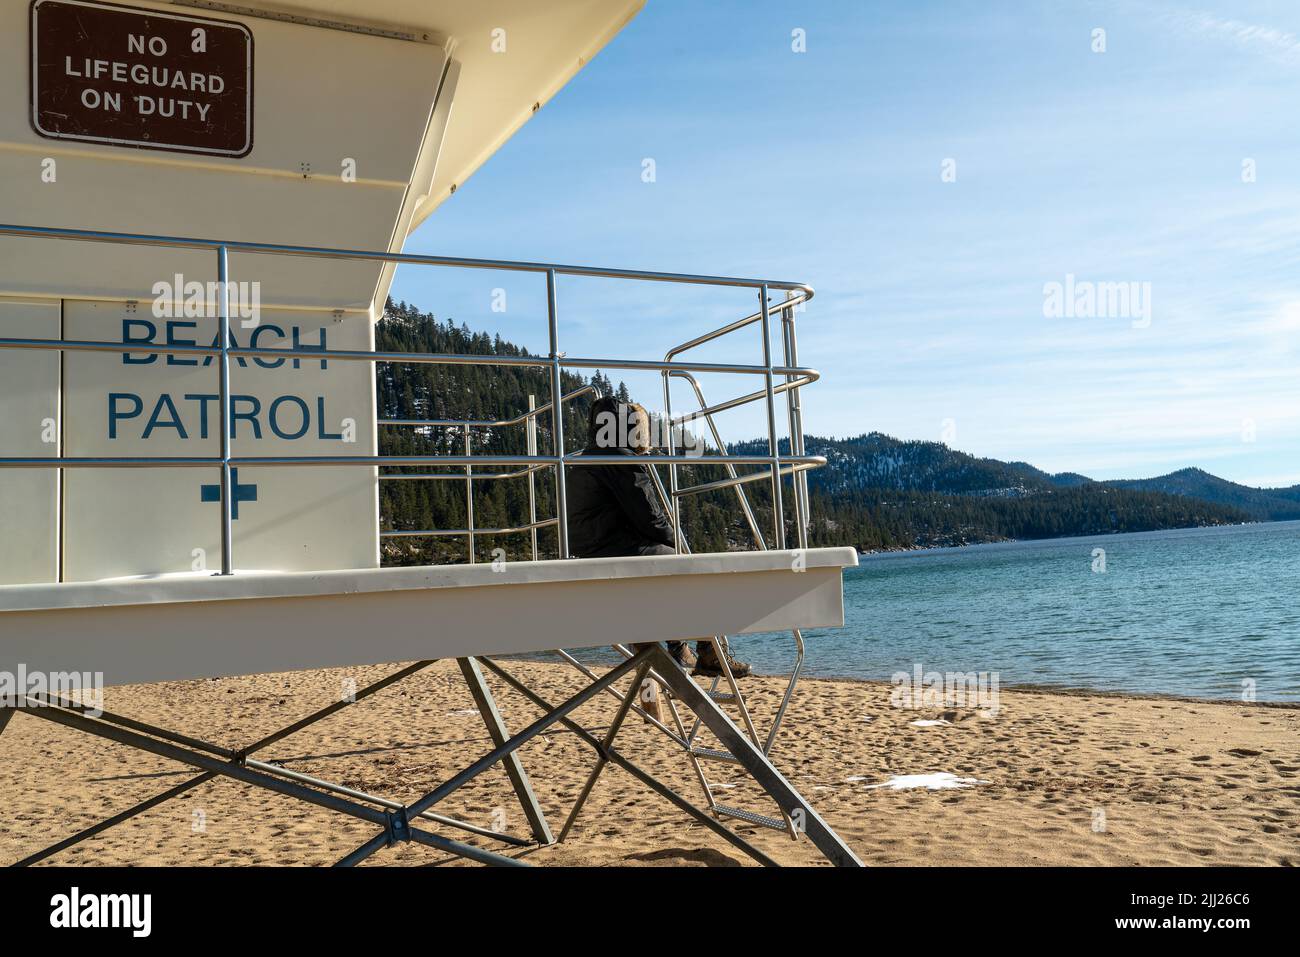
[108,392,344,441]
[120,318,326,369]
[108,318,345,441]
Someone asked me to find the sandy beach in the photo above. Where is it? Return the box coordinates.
[1,659,1296,867]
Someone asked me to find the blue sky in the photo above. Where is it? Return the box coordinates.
[392,0,1300,487]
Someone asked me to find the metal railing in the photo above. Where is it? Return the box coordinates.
[662,287,814,553]
[0,222,824,577]
[377,384,599,562]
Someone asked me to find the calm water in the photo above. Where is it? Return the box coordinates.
[739,521,1300,701]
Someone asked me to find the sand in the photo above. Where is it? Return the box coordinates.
[1,659,1296,867]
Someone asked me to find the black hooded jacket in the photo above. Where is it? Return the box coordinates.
[565,445,676,558]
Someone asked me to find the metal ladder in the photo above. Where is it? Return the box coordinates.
[644,387,805,836]
[649,289,816,835]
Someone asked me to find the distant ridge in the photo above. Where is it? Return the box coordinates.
[727,432,1253,549]
[1103,467,1300,522]
[736,432,1299,521]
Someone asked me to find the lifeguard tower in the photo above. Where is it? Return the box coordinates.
[0,0,861,866]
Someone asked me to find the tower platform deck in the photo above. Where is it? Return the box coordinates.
[0,548,857,687]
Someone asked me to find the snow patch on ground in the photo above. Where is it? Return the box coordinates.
[864,772,987,791]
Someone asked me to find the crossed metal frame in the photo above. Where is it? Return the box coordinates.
[0,646,861,867]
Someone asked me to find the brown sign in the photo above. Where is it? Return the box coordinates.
[30,0,253,157]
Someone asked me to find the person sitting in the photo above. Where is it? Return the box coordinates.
[565,394,752,678]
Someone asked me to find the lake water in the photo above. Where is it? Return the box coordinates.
[739,521,1300,701]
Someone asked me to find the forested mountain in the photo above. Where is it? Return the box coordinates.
[734,433,1298,527]
[758,432,1087,497]
[1104,468,1300,522]
[729,435,1250,550]
[376,302,1261,560]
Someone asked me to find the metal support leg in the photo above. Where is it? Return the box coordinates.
[457,656,554,846]
[479,656,779,867]
[329,649,652,867]
[554,647,688,747]
[558,660,651,841]
[644,645,863,867]
[404,649,648,823]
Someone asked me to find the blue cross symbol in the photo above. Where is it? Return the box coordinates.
[200,468,259,520]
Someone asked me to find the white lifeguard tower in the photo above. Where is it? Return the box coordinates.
[0,0,861,866]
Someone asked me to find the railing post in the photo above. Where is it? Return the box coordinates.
[464,427,475,563]
[546,269,570,559]
[527,394,539,561]
[661,370,684,552]
[759,284,785,550]
[216,245,234,575]
[781,294,808,549]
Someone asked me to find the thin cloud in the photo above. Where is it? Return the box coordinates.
[1161,7,1300,60]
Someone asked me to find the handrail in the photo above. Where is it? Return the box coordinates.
[660,289,813,546]
[0,336,818,379]
[663,370,767,549]
[382,518,558,539]
[663,287,813,362]
[669,373,817,427]
[381,463,551,482]
[673,462,817,498]
[0,223,812,292]
[379,385,597,429]
[0,453,827,468]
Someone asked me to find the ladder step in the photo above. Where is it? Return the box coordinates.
[657,686,736,702]
[713,804,788,831]
[689,746,739,763]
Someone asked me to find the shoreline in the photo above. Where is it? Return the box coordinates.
[786,672,1300,709]
[517,652,1300,711]
[855,518,1273,557]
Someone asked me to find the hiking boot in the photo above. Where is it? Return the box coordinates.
[667,641,696,669]
[692,642,752,679]
[632,641,696,669]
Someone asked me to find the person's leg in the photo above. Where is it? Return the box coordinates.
[633,544,677,557]
[631,544,695,668]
